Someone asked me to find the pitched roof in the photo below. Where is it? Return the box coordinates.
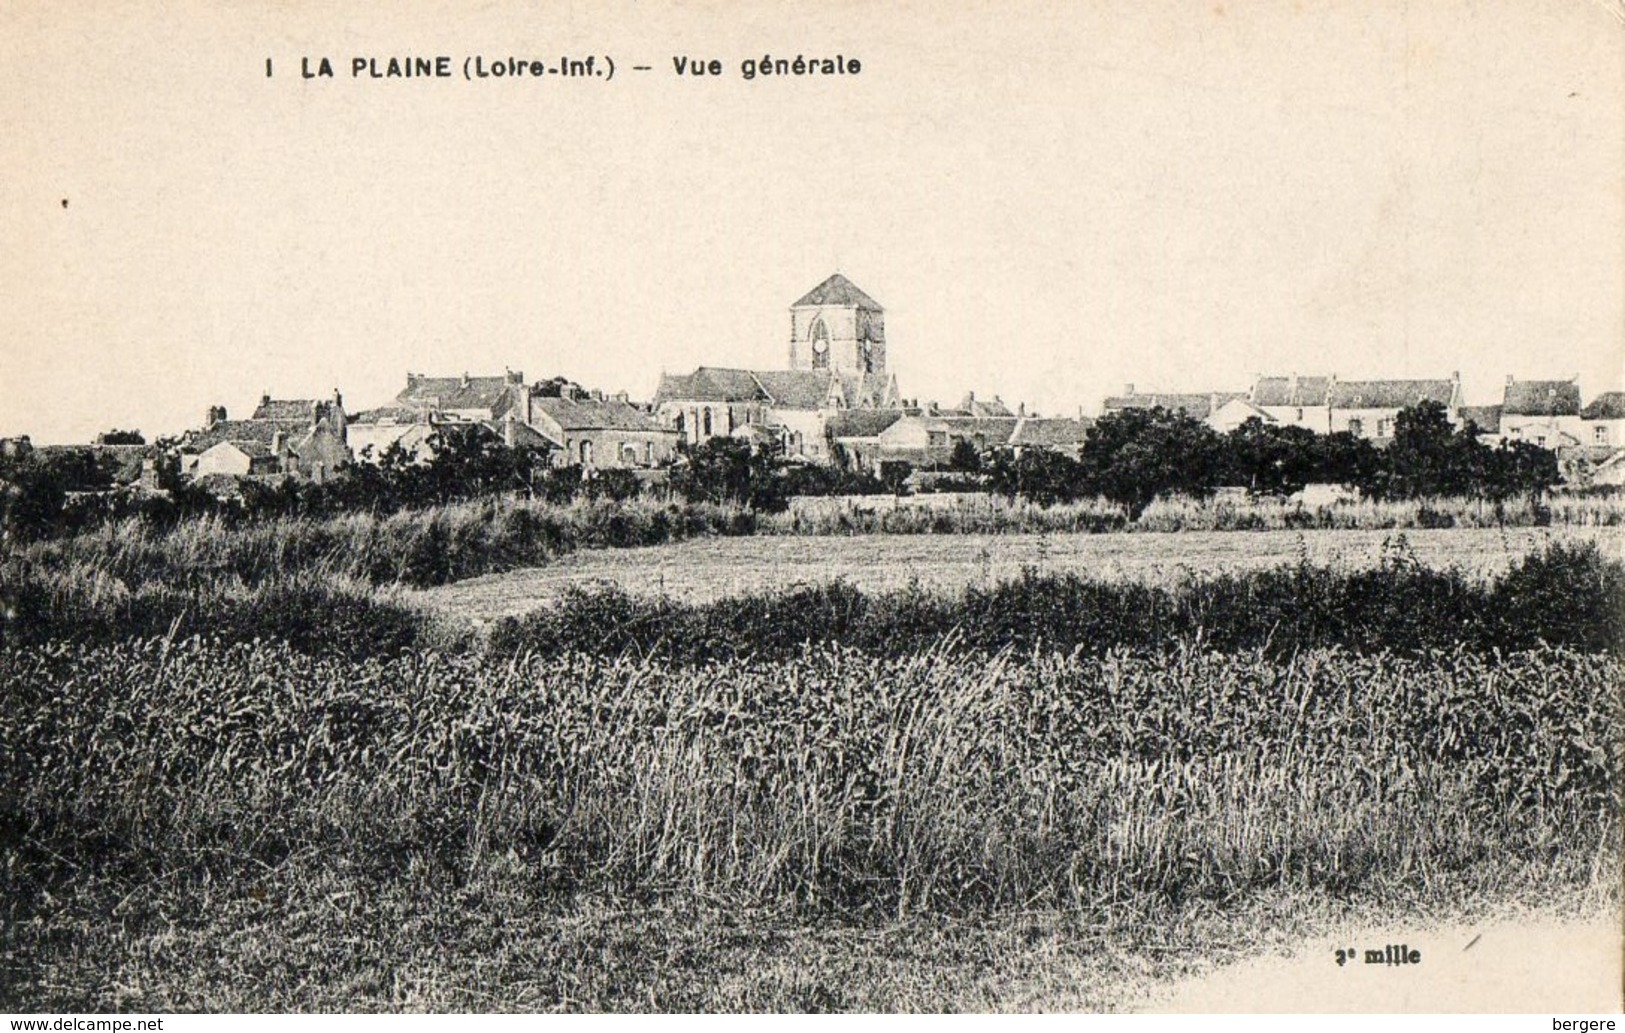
[1212,398,1278,424]
[1327,379,1456,409]
[657,367,895,411]
[958,393,1014,418]
[826,409,905,439]
[1459,405,1503,434]
[1582,392,1625,420]
[1253,376,1331,407]
[252,398,331,422]
[1101,392,1246,420]
[1502,379,1580,416]
[529,396,668,433]
[932,416,1022,441]
[203,438,275,459]
[349,406,425,426]
[654,367,769,404]
[1009,417,1093,447]
[395,374,520,415]
[792,273,882,311]
[754,370,839,409]
[181,420,284,452]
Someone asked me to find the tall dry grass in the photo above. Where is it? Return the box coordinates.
[764,492,1625,536]
[3,640,1616,919]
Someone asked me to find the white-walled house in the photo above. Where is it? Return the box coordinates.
[1580,392,1625,449]
[1499,378,1583,450]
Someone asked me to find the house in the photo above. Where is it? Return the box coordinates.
[1499,377,1582,450]
[1250,375,1332,433]
[874,415,1020,468]
[1207,398,1278,434]
[1326,375,1462,441]
[1590,449,1625,487]
[654,274,902,463]
[1579,391,1625,449]
[346,406,439,463]
[394,370,528,423]
[1007,416,1093,457]
[179,391,351,483]
[1458,404,1505,444]
[952,392,1015,419]
[193,439,282,478]
[1101,385,1249,422]
[825,408,908,469]
[525,394,680,469]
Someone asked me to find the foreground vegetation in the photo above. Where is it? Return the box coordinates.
[2,637,1617,1009]
[6,491,1617,662]
[1,486,1619,1009]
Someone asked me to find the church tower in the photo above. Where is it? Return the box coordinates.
[788,274,886,375]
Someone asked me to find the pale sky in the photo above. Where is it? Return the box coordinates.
[2,0,1621,443]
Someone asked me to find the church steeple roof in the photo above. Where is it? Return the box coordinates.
[793,273,883,312]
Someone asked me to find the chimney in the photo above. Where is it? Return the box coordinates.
[1017,402,1026,417]
[1507,374,1515,385]
[505,369,523,385]
[1124,383,1135,396]
[261,391,271,409]
[332,388,343,410]
[613,390,629,404]
[461,371,470,387]
[206,405,226,427]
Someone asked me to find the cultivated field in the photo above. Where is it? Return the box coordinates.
[3,506,1621,1012]
[419,525,1624,620]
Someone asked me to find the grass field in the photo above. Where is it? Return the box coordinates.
[3,508,1621,1012]
[3,637,1617,1010]
[419,525,1624,620]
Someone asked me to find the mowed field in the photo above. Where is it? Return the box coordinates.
[417,525,1624,620]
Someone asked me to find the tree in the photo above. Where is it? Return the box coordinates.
[1226,418,1320,496]
[1081,407,1226,518]
[1481,440,1560,502]
[947,438,983,474]
[1372,400,1469,499]
[984,446,1087,507]
[670,436,789,511]
[1310,431,1381,492]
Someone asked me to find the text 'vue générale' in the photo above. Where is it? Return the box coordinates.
[268,54,862,83]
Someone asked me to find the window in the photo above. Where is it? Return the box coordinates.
[1347,418,1363,437]
[809,317,830,370]
[645,442,654,465]
[1535,435,1547,448]
[702,409,713,436]
[1376,418,1391,438]
[1596,426,1609,445]
[1295,407,1303,422]
[621,443,639,465]
[580,440,593,465]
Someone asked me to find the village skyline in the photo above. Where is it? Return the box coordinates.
[4,2,1621,445]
